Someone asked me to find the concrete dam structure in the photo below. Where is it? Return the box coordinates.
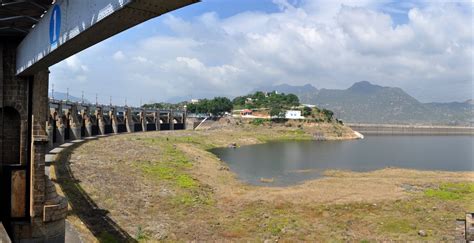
[348,123,474,135]
[47,99,187,148]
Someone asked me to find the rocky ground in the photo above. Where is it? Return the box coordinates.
[52,121,474,241]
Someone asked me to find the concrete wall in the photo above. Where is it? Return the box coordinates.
[348,124,474,135]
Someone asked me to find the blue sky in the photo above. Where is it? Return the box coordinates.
[50,0,473,105]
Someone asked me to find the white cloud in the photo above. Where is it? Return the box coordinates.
[50,1,473,104]
[113,50,126,61]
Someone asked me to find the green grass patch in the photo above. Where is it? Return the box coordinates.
[172,193,213,206]
[424,182,474,200]
[380,218,413,233]
[176,174,197,189]
[250,118,268,126]
[136,137,216,209]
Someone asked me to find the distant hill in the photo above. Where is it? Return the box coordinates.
[49,92,89,103]
[254,81,473,125]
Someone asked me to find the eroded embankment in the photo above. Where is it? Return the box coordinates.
[53,124,474,241]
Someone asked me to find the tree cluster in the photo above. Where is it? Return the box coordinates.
[142,102,186,110]
[233,91,300,118]
[186,97,233,116]
[233,91,299,109]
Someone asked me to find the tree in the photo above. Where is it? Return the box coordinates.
[322,109,334,121]
[209,97,232,116]
[270,106,283,118]
[232,91,301,110]
[302,106,312,117]
[232,96,246,107]
[186,97,232,116]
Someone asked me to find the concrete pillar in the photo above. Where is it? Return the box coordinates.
[97,109,105,135]
[182,109,187,130]
[81,109,92,137]
[46,121,54,148]
[140,111,147,132]
[55,116,65,145]
[154,111,160,131]
[169,109,174,130]
[110,109,118,134]
[69,105,81,140]
[125,108,134,133]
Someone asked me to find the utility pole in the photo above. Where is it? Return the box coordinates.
[51,83,55,100]
[109,96,112,106]
[125,97,127,107]
[95,93,98,106]
[81,91,84,104]
[66,88,69,102]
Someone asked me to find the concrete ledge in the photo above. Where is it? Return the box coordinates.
[59,143,75,148]
[45,154,57,165]
[466,213,474,241]
[0,222,11,243]
[49,147,65,154]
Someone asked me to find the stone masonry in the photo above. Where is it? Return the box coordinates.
[1,40,66,242]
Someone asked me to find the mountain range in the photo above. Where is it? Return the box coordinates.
[253,81,473,125]
[49,92,90,103]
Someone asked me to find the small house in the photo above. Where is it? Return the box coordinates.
[285,110,304,119]
[240,109,253,116]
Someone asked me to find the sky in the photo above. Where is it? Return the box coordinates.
[50,0,473,106]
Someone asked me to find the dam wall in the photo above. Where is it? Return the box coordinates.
[348,124,474,135]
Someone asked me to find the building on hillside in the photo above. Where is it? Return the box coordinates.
[285,110,305,119]
[190,99,200,104]
[240,109,253,116]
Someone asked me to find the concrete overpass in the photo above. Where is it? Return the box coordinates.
[0,0,198,241]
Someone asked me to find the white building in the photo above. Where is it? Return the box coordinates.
[285,110,305,119]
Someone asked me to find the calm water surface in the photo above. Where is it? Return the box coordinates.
[211,135,474,186]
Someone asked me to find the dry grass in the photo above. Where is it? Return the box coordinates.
[53,123,473,241]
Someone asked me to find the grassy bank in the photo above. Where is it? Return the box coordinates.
[53,123,473,241]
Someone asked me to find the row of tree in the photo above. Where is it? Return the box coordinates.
[141,91,336,121]
[185,97,233,116]
[232,91,300,109]
[142,102,186,110]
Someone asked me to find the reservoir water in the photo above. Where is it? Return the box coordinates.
[210,135,474,186]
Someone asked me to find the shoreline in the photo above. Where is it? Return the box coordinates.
[52,124,474,241]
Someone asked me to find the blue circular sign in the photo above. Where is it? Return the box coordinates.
[49,5,61,45]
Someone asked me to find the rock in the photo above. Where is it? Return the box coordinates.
[418,230,427,237]
[262,213,270,219]
[228,143,237,148]
[218,166,229,171]
[260,177,274,183]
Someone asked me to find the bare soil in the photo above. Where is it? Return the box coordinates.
[52,122,474,241]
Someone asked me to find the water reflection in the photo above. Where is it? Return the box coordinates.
[211,135,474,186]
